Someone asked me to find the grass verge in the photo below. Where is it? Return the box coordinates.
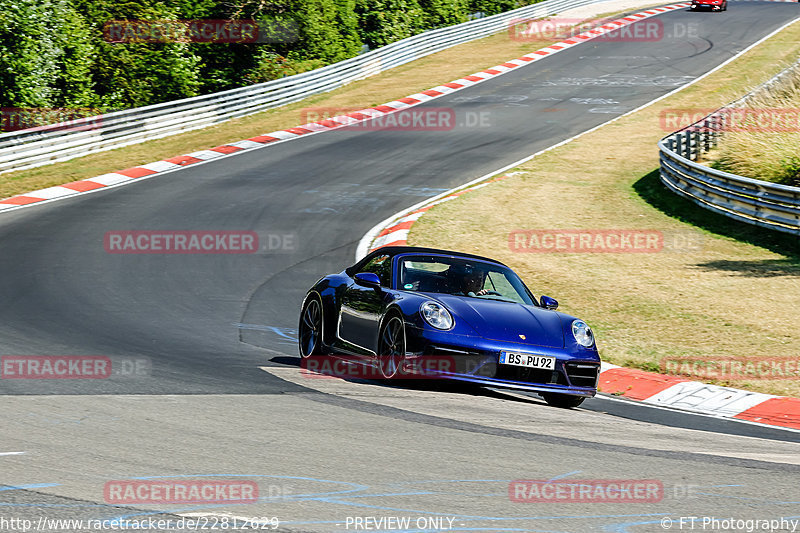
[410,20,800,397]
[704,67,800,186]
[0,1,668,200]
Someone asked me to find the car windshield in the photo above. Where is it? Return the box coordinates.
[398,255,535,305]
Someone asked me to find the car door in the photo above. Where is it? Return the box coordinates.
[338,254,392,356]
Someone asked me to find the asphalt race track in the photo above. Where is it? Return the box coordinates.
[1,3,799,532]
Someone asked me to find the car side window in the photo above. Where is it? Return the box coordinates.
[359,254,392,286]
[486,271,526,304]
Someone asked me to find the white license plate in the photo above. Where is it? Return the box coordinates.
[499,352,556,370]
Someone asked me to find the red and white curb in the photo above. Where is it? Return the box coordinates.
[0,3,689,213]
[599,362,800,430]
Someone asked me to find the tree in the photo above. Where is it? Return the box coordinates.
[355,0,426,48]
[419,0,469,28]
[71,0,202,108]
[0,0,94,108]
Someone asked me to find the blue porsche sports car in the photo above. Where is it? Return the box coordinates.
[298,246,600,407]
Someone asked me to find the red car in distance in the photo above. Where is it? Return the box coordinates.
[691,0,727,11]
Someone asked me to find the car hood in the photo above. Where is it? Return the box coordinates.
[434,295,565,348]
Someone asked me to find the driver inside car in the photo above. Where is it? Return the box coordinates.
[447,264,490,297]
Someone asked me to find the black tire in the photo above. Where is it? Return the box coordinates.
[541,393,585,408]
[377,313,406,379]
[298,294,324,358]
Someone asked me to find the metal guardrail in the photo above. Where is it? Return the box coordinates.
[0,0,609,175]
[658,59,800,236]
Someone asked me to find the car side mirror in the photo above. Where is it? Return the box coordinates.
[355,272,381,289]
[540,295,558,310]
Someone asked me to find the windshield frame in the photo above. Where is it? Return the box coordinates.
[393,252,538,306]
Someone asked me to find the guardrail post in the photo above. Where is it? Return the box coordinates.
[695,130,701,160]
[684,132,691,159]
[696,128,704,159]
[710,115,720,148]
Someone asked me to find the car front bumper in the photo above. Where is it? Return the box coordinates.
[404,326,600,397]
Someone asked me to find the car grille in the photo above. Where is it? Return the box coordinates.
[422,346,598,388]
[422,346,488,375]
[565,362,600,388]
[494,365,568,386]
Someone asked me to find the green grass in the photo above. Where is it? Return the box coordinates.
[704,68,800,186]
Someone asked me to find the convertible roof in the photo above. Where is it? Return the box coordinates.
[353,246,508,270]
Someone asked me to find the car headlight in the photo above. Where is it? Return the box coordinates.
[421,302,454,330]
[571,320,594,348]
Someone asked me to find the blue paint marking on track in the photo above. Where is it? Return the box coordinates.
[235,323,297,343]
[0,484,61,492]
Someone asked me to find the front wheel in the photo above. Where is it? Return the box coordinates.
[298,295,324,357]
[541,393,585,408]
[377,314,406,379]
